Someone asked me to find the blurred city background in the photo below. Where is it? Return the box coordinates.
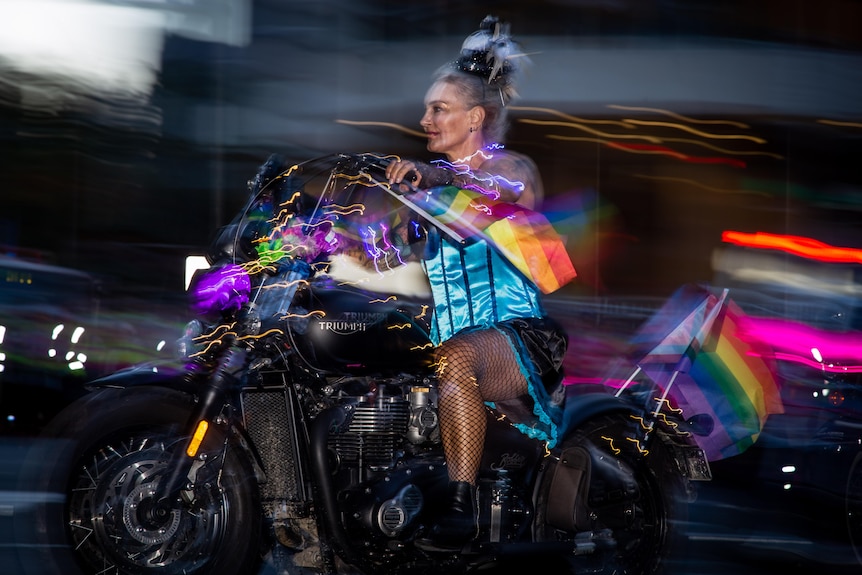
[0,1,861,573]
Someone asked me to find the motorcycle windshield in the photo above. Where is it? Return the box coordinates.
[207,153,430,294]
[223,154,435,372]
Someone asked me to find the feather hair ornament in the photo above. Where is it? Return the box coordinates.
[450,15,527,106]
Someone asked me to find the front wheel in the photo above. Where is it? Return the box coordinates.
[25,385,262,575]
[534,413,687,575]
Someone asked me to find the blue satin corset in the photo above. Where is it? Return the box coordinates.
[424,230,544,345]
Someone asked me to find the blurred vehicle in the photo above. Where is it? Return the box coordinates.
[0,255,182,435]
[552,278,862,574]
[0,256,106,435]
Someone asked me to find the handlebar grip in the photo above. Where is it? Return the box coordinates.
[354,154,452,188]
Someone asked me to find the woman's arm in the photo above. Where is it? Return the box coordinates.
[385,150,544,209]
[471,150,544,209]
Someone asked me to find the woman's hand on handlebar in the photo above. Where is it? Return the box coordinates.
[384,159,453,192]
[385,159,421,191]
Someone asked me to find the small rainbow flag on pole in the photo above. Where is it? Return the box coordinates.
[632,284,783,460]
[407,186,577,294]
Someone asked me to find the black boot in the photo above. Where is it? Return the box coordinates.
[416,481,477,551]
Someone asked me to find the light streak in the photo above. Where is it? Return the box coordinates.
[276,219,331,232]
[280,164,301,178]
[619,118,767,144]
[630,415,654,432]
[190,338,227,357]
[600,436,621,455]
[242,259,279,275]
[195,324,236,341]
[369,296,397,304]
[434,356,448,377]
[722,230,862,264]
[604,141,746,168]
[653,398,683,414]
[280,190,302,206]
[660,138,782,159]
[510,105,634,128]
[432,157,524,198]
[450,147,495,166]
[655,412,681,431]
[237,328,285,342]
[607,104,751,129]
[625,437,649,455]
[546,135,782,160]
[743,316,862,373]
[470,202,494,216]
[70,326,85,344]
[323,202,366,216]
[360,226,388,273]
[519,118,663,143]
[269,192,303,221]
[339,170,383,187]
[260,279,310,291]
[376,222,406,267]
[817,119,862,129]
[281,310,326,320]
[634,174,772,198]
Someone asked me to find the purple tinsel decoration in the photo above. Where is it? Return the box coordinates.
[190,264,251,316]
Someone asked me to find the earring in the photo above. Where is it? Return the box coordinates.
[469,126,475,133]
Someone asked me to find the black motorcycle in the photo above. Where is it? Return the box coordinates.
[27,153,712,575]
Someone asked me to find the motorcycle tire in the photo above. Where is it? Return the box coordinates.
[18,385,262,575]
[533,412,686,575]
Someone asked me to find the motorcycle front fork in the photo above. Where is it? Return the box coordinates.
[158,345,248,506]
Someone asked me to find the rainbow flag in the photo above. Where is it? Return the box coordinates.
[409,186,577,293]
[635,285,783,460]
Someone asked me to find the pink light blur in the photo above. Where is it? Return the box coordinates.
[742,315,862,373]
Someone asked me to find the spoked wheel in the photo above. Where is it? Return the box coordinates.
[534,413,686,575]
[29,386,262,575]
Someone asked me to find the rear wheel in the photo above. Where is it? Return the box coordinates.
[534,413,686,574]
[26,386,262,575]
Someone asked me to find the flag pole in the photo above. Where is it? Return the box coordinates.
[614,365,642,397]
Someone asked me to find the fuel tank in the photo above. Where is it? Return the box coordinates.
[291,277,435,374]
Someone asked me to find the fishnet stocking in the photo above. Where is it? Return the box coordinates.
[435,328,529,485]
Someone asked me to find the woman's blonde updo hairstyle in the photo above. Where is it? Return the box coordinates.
[435,15,527,145]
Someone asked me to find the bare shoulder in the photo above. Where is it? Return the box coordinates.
[480,149,539,180]
[478,149,544,208]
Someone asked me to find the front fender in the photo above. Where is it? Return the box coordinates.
[86,360,197,393]
[85,370,269,484]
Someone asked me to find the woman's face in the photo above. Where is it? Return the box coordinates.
[421,80,483,162]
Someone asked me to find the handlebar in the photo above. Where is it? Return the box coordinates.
[339,153,454,190]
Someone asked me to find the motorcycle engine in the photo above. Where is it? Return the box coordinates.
[327,381,445,543]
[328,383,440,472]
